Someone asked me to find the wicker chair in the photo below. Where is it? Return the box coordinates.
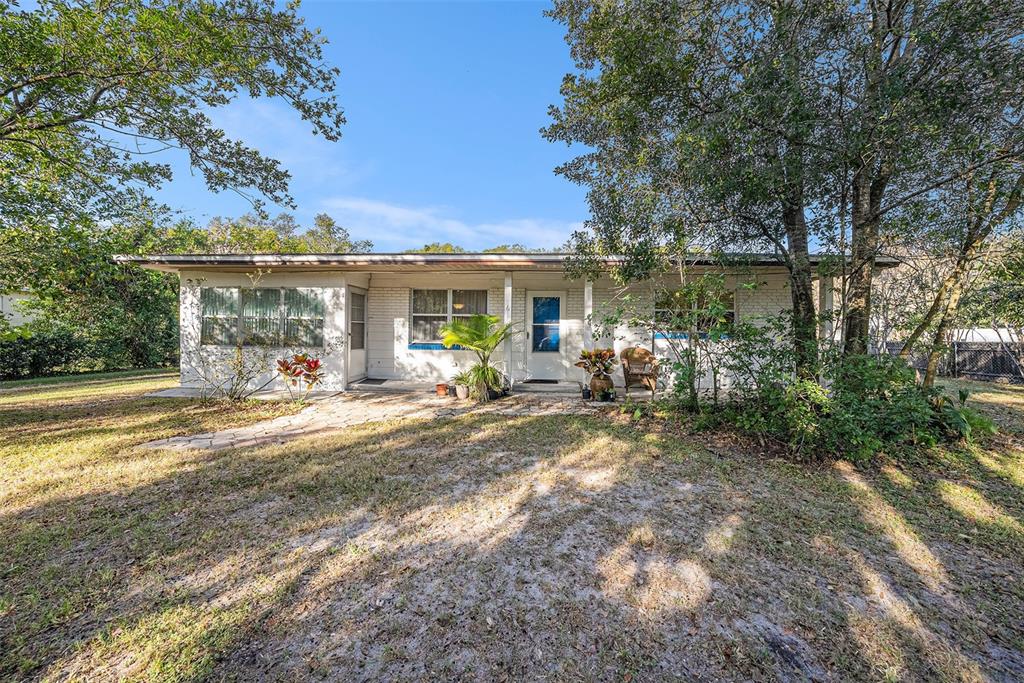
[620,347,659,397]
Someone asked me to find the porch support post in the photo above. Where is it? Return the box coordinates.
[337,275,349,391]
[504,271,513,386]
[583,279,594,351]
[818,275,834,342]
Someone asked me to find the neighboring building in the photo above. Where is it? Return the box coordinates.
[0,291,34,327]
[117,253,889,393]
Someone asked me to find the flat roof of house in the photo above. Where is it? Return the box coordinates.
[114,252,899,273]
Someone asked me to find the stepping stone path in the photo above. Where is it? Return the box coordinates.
[140,391,609,452]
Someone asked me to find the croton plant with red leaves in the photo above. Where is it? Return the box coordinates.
[276,353,325,400]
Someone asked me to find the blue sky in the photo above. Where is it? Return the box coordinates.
[153,0,589,252]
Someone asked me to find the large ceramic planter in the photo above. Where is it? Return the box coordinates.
[590,375,614,398]
[455,384,470,400]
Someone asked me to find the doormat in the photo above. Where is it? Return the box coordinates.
[356,378,387,385]
[522,379,559,384]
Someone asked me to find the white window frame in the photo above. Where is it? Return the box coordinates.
[410,289,488,344]
[653,289,736,339]
[199,286,325,348]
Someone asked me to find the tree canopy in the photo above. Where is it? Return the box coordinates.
[545,0,1024,366]
[0,0,344,229]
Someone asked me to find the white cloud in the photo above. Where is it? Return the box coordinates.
[320,196,583,251]
[208,100,369,191]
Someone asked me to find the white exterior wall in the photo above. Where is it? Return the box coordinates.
[174,266,803,391]
[179,270,349,392]
[0,292,35,327]
[590,270,795,388]
[365,271,589,384]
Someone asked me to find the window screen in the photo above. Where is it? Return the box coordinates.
[410,289,487,343]
[242,288,282,346]
[654,290,735,332]
[349,291,366,350]
[283,288,324,347]
[200,287,239,346]
[199,287,325,347]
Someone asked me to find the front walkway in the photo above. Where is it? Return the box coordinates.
[141,392,607,452]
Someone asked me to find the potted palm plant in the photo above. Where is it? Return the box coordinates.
[575,348,617,401]
[440,314,516,401]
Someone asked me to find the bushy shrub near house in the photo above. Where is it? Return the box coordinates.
[719,315,993,461]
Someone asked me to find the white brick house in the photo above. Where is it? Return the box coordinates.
[117,253,873,392]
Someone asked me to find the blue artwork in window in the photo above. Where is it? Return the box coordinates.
[532,296,560,352]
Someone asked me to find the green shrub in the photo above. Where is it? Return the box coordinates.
[0,328,86,379]
[932,389,998,443]
[715,314,987,461]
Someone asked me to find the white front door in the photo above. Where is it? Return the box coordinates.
[526,291,566,380]
[348,287,367,381]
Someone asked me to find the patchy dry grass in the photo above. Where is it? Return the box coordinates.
[1,375,1022,681]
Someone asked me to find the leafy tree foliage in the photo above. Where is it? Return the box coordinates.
[0,0,350,374]
[0,0,344,229]
[545,0,1024,368]
[184,212,372,254]
[404,242,467,254]
[10,209,186,370]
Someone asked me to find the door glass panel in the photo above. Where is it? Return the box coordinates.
[532,296,560,352]
[350,292,366,350]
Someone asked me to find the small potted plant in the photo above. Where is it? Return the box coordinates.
[440,313,516,402]
[452,370,472,400]
[574,348,617,401]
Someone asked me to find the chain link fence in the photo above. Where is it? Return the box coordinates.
[882,341,1024,383]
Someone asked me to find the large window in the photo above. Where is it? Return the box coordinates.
[411,289,487,344]
[200,287,325,347]
[654,289,735,336]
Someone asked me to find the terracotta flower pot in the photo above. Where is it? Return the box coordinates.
[435,383,449,397]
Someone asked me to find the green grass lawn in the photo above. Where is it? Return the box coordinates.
[1,373,1022,681]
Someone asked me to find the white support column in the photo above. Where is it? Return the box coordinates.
[337,275,349,391]
[818,275,835,341]
[583,279,594,351]
[179,275,202,388]
[504,271,514,385]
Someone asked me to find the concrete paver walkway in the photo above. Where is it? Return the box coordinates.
[141,391,607,452]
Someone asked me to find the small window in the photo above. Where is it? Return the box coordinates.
[410,289,488,344]
[452,289,487,320]
[411,289,449,343]
[200,287,239,345]
[654,290,735,335]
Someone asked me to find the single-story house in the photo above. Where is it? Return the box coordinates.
[117,252,888,393]
[0,290,36,327]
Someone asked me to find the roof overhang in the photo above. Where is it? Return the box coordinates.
[112,252,900,274]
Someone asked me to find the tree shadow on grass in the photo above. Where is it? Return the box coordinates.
[2,397,1022,681]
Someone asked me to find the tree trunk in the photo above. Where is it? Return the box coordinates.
[901,170,1022,363]
[783,200,818,378]
[844,167,888,355]
[898,254,971,359]
[923,278,965,387]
